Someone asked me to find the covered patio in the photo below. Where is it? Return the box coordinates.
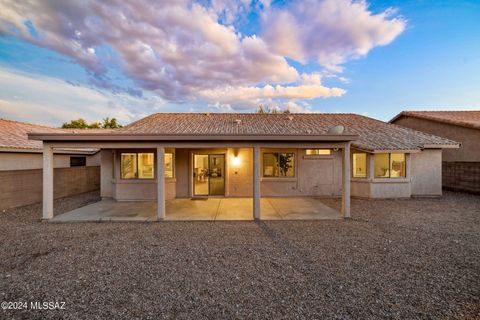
[29,113,358,222]
[50,197,341,222]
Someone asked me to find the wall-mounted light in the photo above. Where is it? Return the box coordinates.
[231,156,241,167]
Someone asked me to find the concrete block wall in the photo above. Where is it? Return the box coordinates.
[0,166,100,210]
[443,162,480,194]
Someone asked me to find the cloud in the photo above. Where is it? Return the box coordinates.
[0,67,163,126]
[198,73,345,105]
[262,0,406,70]
[0,0,405,111]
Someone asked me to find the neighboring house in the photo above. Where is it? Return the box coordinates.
[0,119,101,209]
[390,111,480,194]
[28,113,459,220]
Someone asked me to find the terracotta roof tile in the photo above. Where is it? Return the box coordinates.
[391,111,480,130]
[0,119,107,151]
[118,113,458,151]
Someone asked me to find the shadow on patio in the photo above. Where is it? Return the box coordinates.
[50,197,341,222]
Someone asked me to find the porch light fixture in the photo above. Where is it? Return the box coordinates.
[231,156,241,167]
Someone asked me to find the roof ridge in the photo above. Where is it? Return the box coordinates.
[0,118,58,129]
[402,110,480,113]
[149,112,359,115]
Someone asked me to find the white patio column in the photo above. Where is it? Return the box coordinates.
[42,143,54,220]
[253,146,261,219]
[157,147,166,220]
[341,143,351,218]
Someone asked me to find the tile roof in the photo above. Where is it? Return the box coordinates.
[0,119,103,152]
[390,111,480,130]
[117,113,458,151]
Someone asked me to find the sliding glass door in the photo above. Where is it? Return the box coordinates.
[193,154,225,196]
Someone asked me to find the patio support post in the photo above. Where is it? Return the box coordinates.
[253,145,261,219]
[157,146,166,220]
[341,142,351,218]
[42,143,54,220]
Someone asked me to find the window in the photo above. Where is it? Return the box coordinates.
[374,153,406,178]
[263,153,295,177]
[121,153,139,179]
[305,149,331,155]
[121,153,154,179]
[165,153,174,178]
[352,153,367,178]
[138,153,154,179]
[70,156,86,167]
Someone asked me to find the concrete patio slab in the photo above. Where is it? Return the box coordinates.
[51,199,156,222]
[51,197,340,222]
[165,198,219,221]
[268,198,341,220]
[215,198,253,220]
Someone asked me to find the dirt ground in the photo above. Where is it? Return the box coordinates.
[1,191,479,319]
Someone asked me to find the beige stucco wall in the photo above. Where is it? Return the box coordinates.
[261,148,342,197]
[101,146,443,200]
[392,116,479,162]
[227,148,253,196]
[350,152,412,198]
[106,147,343,200]
[351,180,371,198]
[410,149,443,196]
[0,152,100,171]
[369,181,411,198]
[100,150,114,198]
[350,150,443,198]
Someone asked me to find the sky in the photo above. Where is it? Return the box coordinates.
[0,0,479,127]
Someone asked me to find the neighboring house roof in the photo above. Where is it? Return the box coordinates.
[390,111,480,130]
[0,119,100,154]
[28,113,459,152]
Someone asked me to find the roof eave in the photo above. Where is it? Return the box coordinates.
[28,133,359,142]
[423,143,460,149]
[0,146,99,155]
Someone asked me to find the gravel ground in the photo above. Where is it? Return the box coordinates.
[1,191,479,319]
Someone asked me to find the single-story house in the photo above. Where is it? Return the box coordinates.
[390,111,480,194]
[0,119,101,209]
[27,113,459,221]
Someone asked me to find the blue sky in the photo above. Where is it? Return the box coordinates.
[0,0,479,126]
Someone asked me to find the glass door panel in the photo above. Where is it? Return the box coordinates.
[193,155,209,196]
[193,154,225,196]
[209,154,225,195]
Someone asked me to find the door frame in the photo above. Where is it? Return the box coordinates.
[191,151,227,197]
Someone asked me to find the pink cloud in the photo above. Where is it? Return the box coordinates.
[0,0,405,110]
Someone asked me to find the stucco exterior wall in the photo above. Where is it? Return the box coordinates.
[392,116,479,162]
[369,181,411,198]
[102,147,444,200]
[0,152,100,171]
[100,150,114,198]
[174,148,190,198]
[410,149,443,196]
[350,152,413,198]
[227,148,253,197]
[261,148,342,197]
[351,180,371,198]
[106,147,343,200]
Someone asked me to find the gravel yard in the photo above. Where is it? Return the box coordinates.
[1,191,479,319]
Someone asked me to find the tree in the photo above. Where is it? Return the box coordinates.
[256,105,291,114]
[278,153,293,176]
[61,118,90,129]
[101,117,122,128]
[61,117,122,129]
